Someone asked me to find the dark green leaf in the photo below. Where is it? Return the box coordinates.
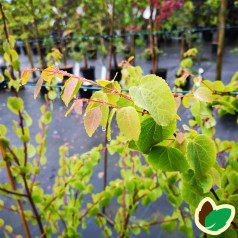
[136,117,176,154]
[148,146,189,172]
[187,135,216,177]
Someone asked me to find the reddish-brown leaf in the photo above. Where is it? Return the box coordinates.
[34,77,44,99]
[84,107,102,137]
[176,132,185,144]
[64,99,83,117]
[62,77,79,106]
[65,101,76,117]
[74,99,83,115]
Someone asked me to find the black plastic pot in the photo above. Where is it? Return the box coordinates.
[225,28,238,43]
[31,43,46,56]
[0,65,7,90]
[79,86,93,99]
[74,45,81,52]
[0,65,7,75]
[211,42,218,55]
[80,67,95,81]
[150,68,167,80]
[202,30,213,42]
[59,65,74,84]
[79,67,95,99]
[16,46,21,54]
[110,68,122,82]
[22,45,28,55]
[32,46,38,55]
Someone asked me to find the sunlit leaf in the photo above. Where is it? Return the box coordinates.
[116,106,140,141]
[194,87,213,103]
[129,75,176,126]
[62,77,81,106]
[34,77,44,99]
[7,97,24,114]
[21,68,31,85]
[84,107,102,137]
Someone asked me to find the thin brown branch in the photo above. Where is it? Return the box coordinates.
[29,68,132,101]
[128,217,179,229]
[98,212,115,227]
[31,100,50,190]
[0,147,31,237]
[22,176,45,236]
[79,194,105,221]
[0,204,36,219]
[134,184,160,203]
[0,187,28,197]
[18,112,28,167]
[82,98,150,116]
[7,146,20,166]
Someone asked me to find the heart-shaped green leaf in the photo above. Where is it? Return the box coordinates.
[129,75,176,126]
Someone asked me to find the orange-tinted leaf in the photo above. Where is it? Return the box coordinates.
[34,77,44,99]
[21,68,30,85]
[176,132,185,144]
[74,99,83,115]
[128,56,134,62]
[62,77,80,106]
[84,107,102,137]
[65,99,83,117]
[65,101,76,117]
[41,67,55,83]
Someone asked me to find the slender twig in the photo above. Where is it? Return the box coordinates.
[31,100,50,190]
[44,163,83,211]
[29,68,132,101]
[210,188,220,201]
[134,184,160,203]
[6,146,20,166]
[22,175,45,236]
[82,98,150,116]
[102,120,109,214]
[17,111,28,167]
[214,139,225,167]
[97,216,111,238]
[2,225,17,238]
[0,204,36,219]
[98,212,115,227]
[79,194,105,221]
[128,217,179,229]
[0,146,31,237]
[0,187,28,197]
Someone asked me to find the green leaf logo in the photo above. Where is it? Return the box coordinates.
[195,197,236,235]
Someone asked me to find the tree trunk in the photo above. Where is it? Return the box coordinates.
[108,0,115,77]
[130,34,135,65]
[29,0,46,69]
[215,0,227,81]
[83,54,88,69]
[149,0,156,73]
[180,32,185,61]
[22,27,37,79]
